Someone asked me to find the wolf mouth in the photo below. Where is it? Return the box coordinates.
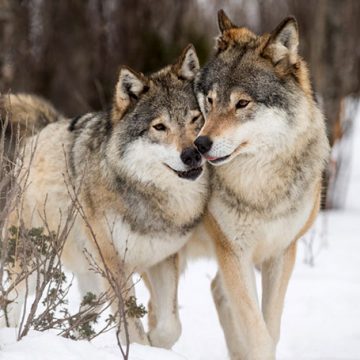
[207,154,230,164]
[206,141,248,165]
[165,165,203,180]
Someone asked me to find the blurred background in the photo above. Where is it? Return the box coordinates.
[0,0,359,208]
[1,2,360,359]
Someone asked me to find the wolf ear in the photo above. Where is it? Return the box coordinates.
[263,16,299,66]
[218,9,236,33]
[114,66,149,119]
[173,44,200,80]
[216,10,237,52]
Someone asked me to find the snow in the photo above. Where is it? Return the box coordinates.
[0,327,185,360]
[1,110,360,359]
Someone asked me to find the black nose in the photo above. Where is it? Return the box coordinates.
[180,147,202,167]
[194,136,213,154]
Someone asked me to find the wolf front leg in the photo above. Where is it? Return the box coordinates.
[211,272,247,360]
[261,241,297,345]
[217,246,275,360]
[145,254,182,349]
[204,213,274,360]
[116,273,150,346]
[262,190,320,345]
[94,251,149,345]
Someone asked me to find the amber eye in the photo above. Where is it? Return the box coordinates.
[191,114,202,124]
[236,99,250,109]
[153,123,167,131]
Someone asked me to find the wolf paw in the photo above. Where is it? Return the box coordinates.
[148,320,182,349]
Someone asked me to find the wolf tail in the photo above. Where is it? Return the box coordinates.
[0,93,64,140]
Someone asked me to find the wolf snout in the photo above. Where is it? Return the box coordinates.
[194,136,213,154]
[180,147,202,167]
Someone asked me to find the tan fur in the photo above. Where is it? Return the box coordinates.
[218,18,314,103]
[144,254,182,348]
[203,212,273,358]
[200,92,255,139]
[295,181,322,240]
[200,111,235,138]
[260,183,320,345]
[227,28,257,44]
[176,122,201,151]
[141,19,326,354]
[217,28,257,52]
[186,10,330,359]
[202,182,321,359]
[2,45,209,349]
[0,93,64,139]
[112,66,149,122]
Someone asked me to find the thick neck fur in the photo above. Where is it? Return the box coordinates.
[213,99,329,218]
[104,165,208,235]
[69,112,209,236]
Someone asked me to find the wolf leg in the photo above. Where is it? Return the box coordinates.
[141,273,157,331]
[211,272,246,360]
[205,213,274,359]
[76,271,102,300]
[261,241,297,345]
[145,254,181,349]
[118,275,150,346]
[217,249,275,360]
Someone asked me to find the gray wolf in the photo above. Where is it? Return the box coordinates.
[190,10,330,360]
[0,44,209,348]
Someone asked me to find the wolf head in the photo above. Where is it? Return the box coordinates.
[108,44,205,183]
[194,10,315,166]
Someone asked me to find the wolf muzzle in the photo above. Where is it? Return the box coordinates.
[180,147,202,168]
[194,136,213,154]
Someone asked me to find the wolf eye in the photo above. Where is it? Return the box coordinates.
[236,99,250,109]
[191,114,201,124]
[153,123,167,131]
[207,97,213,105]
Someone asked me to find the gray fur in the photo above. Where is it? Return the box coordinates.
[196,48,298,114]
[68,62,207,236]
[191,11,331,359]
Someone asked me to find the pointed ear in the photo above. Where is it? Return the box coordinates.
[263,16,299,66]
[216,10,239,52]
[114,66,149,118]
[218,9,236,33]
[173,44,200,80]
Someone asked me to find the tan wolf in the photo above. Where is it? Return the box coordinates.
[189,10,330,360]
[0,45,209,348]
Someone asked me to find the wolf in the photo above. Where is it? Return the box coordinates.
[0,44,209,348]
[188,10,330,360]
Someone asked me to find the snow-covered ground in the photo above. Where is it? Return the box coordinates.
[1,113,360,359]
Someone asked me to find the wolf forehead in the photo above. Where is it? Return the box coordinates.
[130,73,198,124]
[195,11,307,113]
[117,71,200,142]
[196,49,297,112]
[148,70,199,115]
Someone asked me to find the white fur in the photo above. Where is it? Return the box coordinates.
[271,21,299,64]
[179,47,200,80]
[117,69,144,101]
[117,139,208,231]
[197,92,207,116]
[203,94,314,168]
[209,188,314,264]
[205,105,293,163]
[119,138,206,188]
[103,211,190,270]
